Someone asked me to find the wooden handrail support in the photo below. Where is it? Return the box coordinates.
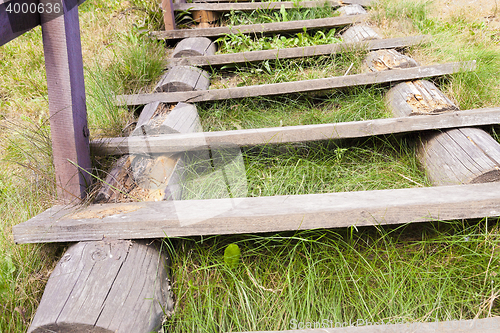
[1,0,91,203]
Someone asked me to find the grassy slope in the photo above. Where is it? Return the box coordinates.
[0,0,499,332]
[168,1,500,332]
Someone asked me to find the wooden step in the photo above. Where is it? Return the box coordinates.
[173,0,370,12]
[116,61,476,106]
[152,15,366,39]
[168,35,430,67]
[90,107,500,156]
[12,182,500,243]
[234,316,500,333]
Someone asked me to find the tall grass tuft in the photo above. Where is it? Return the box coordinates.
[0,119,61,332]
[85,28,166,137]
[164,219,500,332]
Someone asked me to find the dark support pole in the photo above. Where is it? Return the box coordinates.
[41,0,91,203]
[162,0,176,30]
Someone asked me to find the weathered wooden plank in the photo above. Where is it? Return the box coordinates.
[167,35,430,67]
[342,24,381,43]
[172,37,217,58]
[152,15,367,39]
[28,239,173,332]
[90,107,500,156]
[162,0,176,30]
[12,182,500,243]
[116,61,476,106]
[191,0,372,4]
[234,316,500,333]
[41,0,92,202]
[174,0,359,11]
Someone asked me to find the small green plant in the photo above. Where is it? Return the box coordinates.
[216,28,341,54]
[224,244,241,269]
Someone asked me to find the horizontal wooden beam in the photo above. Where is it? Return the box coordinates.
[235,317,500,333]
[116,61,476,106]
[191,0,373,5]
[12,182,500,243]
[90,107,500,156]
[152,15,366,39]
[189,0,373,5]
[173,0,367,12]
[0,0,86,46]
[168,35,430,67]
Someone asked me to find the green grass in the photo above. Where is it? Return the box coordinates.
[372,0,500,109]
[164,220,500,332]
[222,3,341,26]
[198,86,387,132]
[182,137,428,200]
[166,0,500,331]
[1,0,500,331]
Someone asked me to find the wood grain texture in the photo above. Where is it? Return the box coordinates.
[96,104,202,202]
[386,80,459,117]
[132,102,202,136]
[191,0,372,4]
[41,0,92,202]
[337,4,367,16]
[363,49,419,72]
[234,317,500,333]
[342,24,381,43]
[28,239,173,332]
[174,0,350,11]
[380,54,500,186]
[418,128,500,185]
[162,0,176,30]
[94,154,133,203]
[116,61,476,106]
[13,182,500,243]
[167,35,430,67]
[172,37,217,58]
[155,65,210,92]
[152,15,367,39]
[90,107,500,155]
